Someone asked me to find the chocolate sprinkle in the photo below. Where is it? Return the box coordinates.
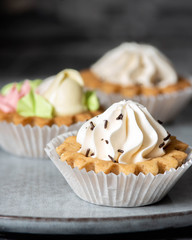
[101,138,104,141]
[104,120,108,129]
[85,148,90,157]
[157,120,163,125]
[159,142,165,148]
[108,155,116,163]
[90,121,95,130]
[117,149,124,153]
[116,113,123,120]
[90,153,94,157]
[164,133,171,141]
[105,140,109,144]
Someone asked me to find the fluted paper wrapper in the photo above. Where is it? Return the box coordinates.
[0,121,83,159]
[45,131,192,207]
[95,85,192,122]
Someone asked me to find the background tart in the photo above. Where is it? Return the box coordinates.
[0,109,102,127]
[80,69,191,97]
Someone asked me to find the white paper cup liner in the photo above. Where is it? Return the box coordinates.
[45,131,192,207]
[0,121,83,159]
[95,85,192,122]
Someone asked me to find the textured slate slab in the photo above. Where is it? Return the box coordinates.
[0,123,192,234]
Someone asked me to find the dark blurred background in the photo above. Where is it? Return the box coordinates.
[0,2,192,239]
[1,0,192,84]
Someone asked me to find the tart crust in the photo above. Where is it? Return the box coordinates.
[80,69,191,97]
[0,110,102,127]
[56,136,188,175]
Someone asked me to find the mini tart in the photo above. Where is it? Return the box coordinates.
[56,136,188,175]
[0,110,102,128]
[80,69,191,97]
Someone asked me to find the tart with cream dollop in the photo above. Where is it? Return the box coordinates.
[80,43,192,123]
[0,69,102,127]
[46,100,191,207]
[81,42,191,97]
[56,100,188,175]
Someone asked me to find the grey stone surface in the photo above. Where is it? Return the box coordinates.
[0,145,192,234]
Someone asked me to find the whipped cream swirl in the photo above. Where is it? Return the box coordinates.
[91,42,177,88]
[77,100,170,164]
